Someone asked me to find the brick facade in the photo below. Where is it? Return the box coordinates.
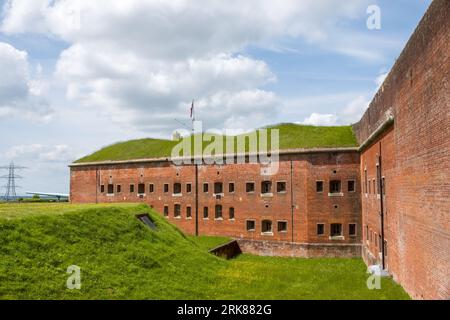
[70,151,362,246]
[353,0,450,300]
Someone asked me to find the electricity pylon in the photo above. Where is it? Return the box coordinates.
[0,162,26,201]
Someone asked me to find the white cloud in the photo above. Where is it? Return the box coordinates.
[1,0,381,135]
[301,113,338,126]
[5,144,75,162]
[0,42,53,121]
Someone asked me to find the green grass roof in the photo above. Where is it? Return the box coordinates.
[74,123,358,163]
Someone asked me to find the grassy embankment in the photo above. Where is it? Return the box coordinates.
[0,203,409,300]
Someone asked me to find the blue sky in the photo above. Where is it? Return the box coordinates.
[0,0,432,194]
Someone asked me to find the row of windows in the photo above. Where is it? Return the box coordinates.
[246,220,288,234]
[363,169,386,195]
[365,225,388,255]
[101,179,356,195]
[316,223,357,237]
[164,204,235,220]
[315,180,355,193]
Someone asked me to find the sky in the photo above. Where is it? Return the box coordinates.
[0,0,432,195]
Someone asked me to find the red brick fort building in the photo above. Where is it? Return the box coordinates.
[70,0,449,300]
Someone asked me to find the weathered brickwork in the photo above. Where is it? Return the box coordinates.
[353,0,450,300]
[70,151,362,247]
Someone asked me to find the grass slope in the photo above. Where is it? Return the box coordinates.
[75,124,358,163]
[0,203,409,300]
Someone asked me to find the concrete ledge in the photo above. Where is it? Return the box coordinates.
[237,239,361,258]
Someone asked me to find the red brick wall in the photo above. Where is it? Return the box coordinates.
[354,0,450,300]
[70,151,361,246]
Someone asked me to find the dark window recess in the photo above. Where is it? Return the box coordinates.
[348,180,355,192]
[164,184,169,193]
[203,207,209,218]
[186,206,192,218]
[373,180,376,194]
[277,182,286,193]
[174,204,181,217]
[382,177,386,195]
[317,224,325,235]
[174,183,182,194]
[130,184,135,193]
[215,205,223,219]
[316,181,324,193]
[149,184,154,193]
[229,207,235,220]
[246,182,255,193]
[378,235,382,251]
[349,223,356,236]
[136,214,157,230]
[330,180,341,193]
[277,221,287,232]
[138,183,145,194]
[330,223,343,237]
[100,185,105,193]
[214,182,223,194]
[107,184,114,194]
[261,220,273,233]
[246,220,255,231]
[203,183,209,193]
[368,180,371,194]
[364,170,368,193]
[229,182,235,193]
[186,183,192,193]
[163,206,169,217]
[116,185,121,193]
[261,181,272,194]
[366,226,369,240]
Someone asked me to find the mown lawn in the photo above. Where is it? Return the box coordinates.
[0,203,409,300]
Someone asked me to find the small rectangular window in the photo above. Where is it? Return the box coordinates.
[107,184,114,194]
[174,204,181,218]
[316,181,324,193]
[277,221,287,232]
[277,181,286,193]
[330,180,341,193]
[366,225,369,241]
[164,184,169,193]
[348,180,355,192]
[229,207,235,220]
[116,185,121,193]
[330,223,342,237]
[100,185,105,193]
[186,183,192,193]
[317,224,325,235]
[246,182,255,193]
[215,205,222,219]
[214,182,223,194]
[261,220,273,233]
[138,183,145,194]
[364,169,367,193]
[229,182,235,193]
[130,184,135,193]
[203,183,209,193]
[186,206,192,218]
[261,181,272,194]
[173,183,182,194]
[149,184,154,193]
[384,240,388,257]
[372,179,376,194]
[246,220,255,231]
[203,207,209,219]
[382,177,386,195]
[349,223,357,236]
[164,206,169,217]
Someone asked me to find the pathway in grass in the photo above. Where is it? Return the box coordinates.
[0,203,408,300]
